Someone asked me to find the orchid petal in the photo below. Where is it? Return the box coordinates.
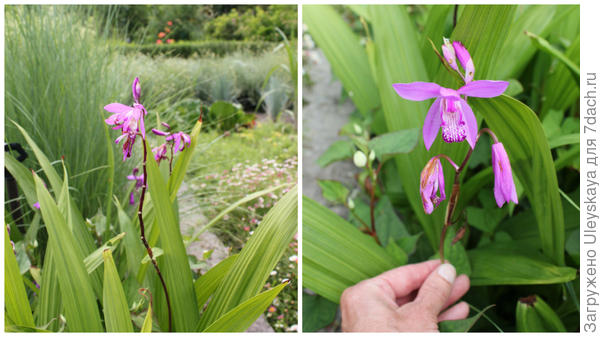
[437,159,446,200]
[104,103,132,114]
[458,99,477,149]
[423,98,442,150]
[392,82,441,101]
[458,80,509,98]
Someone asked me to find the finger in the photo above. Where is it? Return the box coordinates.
[438,301,470,322]
[442,274,470,310]
[413,263,456,316]
[376,259,442,298]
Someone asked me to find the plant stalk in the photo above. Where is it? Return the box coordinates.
[138,139,172,332]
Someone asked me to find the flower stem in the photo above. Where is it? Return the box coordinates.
[439,144,475,263]
[139,139,172,332]
[439,129,495,262]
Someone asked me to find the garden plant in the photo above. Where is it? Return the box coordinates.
[5,5,298,333]
[302,4,579,332]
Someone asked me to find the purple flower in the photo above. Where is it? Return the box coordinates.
[152,143,168,163]
[132,77,141,104]
[166,131,191,153]
[491,143,518,207]
[420,156,445,214]
[392,80,508,150]
[104,78,148,160]
[442,38,458,72]
[33,202,40,209]
[126,168,144,205]
[453,41,475,83]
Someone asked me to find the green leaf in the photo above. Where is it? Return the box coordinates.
[472,95,565,265]
[384,239,408,265]
[395,233,422,256]
[35,247,62,331]
[114,197,145,280]
[465,190,507,233]
[316,140,355,167]
[141,302,153,333]
[495,5,557,79]
[302,292,338,332]
[4,154,38,207]
[83,232,126,274]
[187,183,292,244]
[318,180,349,204]
[102,249,134,332]
[303,196,397,303]
[468,245,576,286]
[439,304,496,332]
[304,5,380,116]
[202,282,288,332]
[374,195,409,246]
[197,186,297,330]
[433,226,471,276]
[33,173,103,331]
[367,128,419,161]
[541,35,579,118]
[145,142,199,331]
[194,254,239,310]
[525,31,579,79]
[5,226,35,328]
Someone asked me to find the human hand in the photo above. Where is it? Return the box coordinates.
[340,259,470,332]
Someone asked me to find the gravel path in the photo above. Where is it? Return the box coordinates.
[177,182,274,332]
[302,48,359,217]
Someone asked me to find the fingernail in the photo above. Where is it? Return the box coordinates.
[437,263,456,284]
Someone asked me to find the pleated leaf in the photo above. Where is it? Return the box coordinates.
[471,95,565,265]
[303,196,397,303]
[202,282,288,332]
[197,185,297,330]
[195,254,239,311]
[303,5,380,116]
[33,173,103,331]
[145,142,199,331]
[102,249,134,332]
[5,226,35,328]
[468,246,576,286]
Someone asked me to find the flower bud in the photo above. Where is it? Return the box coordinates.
[353,123,362,134]
[132,77,141,103]
[347,197,355,209]
[368,150,376,162]
[441,37,458,71]
[353,151,367,168]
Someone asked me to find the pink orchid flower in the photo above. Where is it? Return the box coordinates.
[104,77,148,160]
[392,80,508,150]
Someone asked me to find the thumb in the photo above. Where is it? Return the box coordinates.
[414,263,456,316]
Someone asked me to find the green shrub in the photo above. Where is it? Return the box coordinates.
[116,40,276,58]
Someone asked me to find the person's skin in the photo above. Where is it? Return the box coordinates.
[340,259,470,332]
